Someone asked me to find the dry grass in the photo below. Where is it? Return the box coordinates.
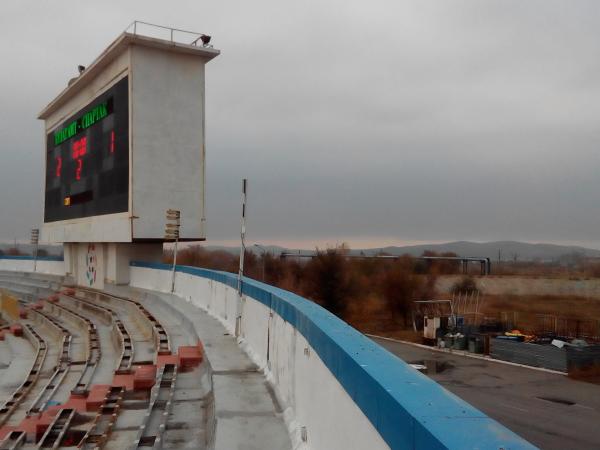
[344,294,422,342]
[345,295,393,332]
[166,246,600,342]
[479,294,600,338]
[493,261,600,279]
[483,294,600,318]
[374,329,423,343]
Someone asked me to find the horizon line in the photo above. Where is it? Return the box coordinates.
[2,238,599,252]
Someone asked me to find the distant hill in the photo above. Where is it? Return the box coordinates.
[204,244,288,256]
[353,241,600,261]
[206,241,600,262]
[4,241,595,262]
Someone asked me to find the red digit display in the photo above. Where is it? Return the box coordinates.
[72,136,87,181]
[55,156,62,178]
[110,130,115,153]
[76,158,83,180]
[72,136,87,159]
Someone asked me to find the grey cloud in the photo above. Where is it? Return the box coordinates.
[1,0,599,249]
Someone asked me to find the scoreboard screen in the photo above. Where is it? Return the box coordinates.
[44,77,129,223]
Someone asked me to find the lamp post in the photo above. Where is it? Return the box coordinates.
[254,244,267,281]
[165,209,181,293]
[31,228,39,272]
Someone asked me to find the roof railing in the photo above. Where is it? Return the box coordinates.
[124,21,212,47]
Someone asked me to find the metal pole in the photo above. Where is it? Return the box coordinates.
[31,229,39,273]
[238,179,247,296]
[236,179,247,337]
[165,209,180,293]
[33,241,38,273]
[171,237,178,293]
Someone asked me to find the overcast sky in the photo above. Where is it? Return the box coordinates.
[1,1,599,249]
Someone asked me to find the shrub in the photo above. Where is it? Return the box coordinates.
[382,259,423,326]
[303,247,354,316]
[451,276,478,294]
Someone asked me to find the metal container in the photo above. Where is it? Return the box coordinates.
[453,336,467,350]
[468,336,485,354]
[444,335,454,348]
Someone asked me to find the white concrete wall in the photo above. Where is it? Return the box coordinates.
[244,295,389,450]
[130,45,208,240]
[65,243,163,286]
[105,243,162,285]
[0,258,65,276]
[130,266,389,450]
[75,242,105,289]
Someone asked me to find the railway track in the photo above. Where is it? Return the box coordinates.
[79,386,125,450]
[75,288,171,357]
[60,293,134,373]
[26,309,72,416]
[49,302,101,395]
[0,279,208,450]
[36,408,76,449]
[129,363,177,450]
[0,430,26,450]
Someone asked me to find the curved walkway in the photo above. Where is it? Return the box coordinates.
[0,334,36,402]
[133,287,293,450]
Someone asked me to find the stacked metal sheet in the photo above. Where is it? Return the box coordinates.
[490,339,568,372]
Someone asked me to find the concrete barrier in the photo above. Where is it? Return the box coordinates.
[130,261,536,450]
[0,255,64,276]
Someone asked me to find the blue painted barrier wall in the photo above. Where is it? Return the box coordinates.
[131,260,536,450]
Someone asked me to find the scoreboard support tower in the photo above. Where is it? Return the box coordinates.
[38,26,219,287]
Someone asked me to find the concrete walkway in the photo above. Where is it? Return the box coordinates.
[0,334,35,399]
[133,288,293,450]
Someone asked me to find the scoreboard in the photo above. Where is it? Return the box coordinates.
[40,30,219,247]
[44,76,129,222]
[38,29,219,284]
